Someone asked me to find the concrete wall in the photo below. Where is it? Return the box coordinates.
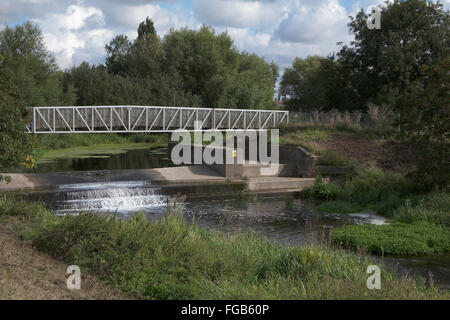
[168,141,319,179]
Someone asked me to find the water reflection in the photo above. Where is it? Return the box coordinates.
[36,146,173,173]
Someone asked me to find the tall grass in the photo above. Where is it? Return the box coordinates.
[1,198,447,299]
[394,194,450,227]
[300,169,450,256]
[300,168,426,216]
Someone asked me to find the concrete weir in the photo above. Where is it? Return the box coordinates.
[0,165,317,193]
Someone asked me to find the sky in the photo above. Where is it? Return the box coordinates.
[1,0,449,71]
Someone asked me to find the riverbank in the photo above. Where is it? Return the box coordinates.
[299,169,450,256]
[0,216,128,299]
[0,197,448,299]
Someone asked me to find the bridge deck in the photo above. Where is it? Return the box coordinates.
[26,106,289,133]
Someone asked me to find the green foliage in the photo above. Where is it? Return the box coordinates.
[0,22,76,106]
[339,0,449,106]
[300,169,422,215]
[279,127,329,152]
[317,150,352,166]
[300,175,344,201]
[0,197,48,217]
[317,181,450,256]
[394,194,450,227]
[73,22,278,110]
[279,56,358,111]
[105,35,132,76]
[281,1,449,113]
[396,53,450,189]
[332,221,450,256]
[0,198,447,299]
[138,17,157,39]
[11,205,440,299]
[0,54,33,171]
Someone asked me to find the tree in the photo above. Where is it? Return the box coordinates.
[71,19,278,109]
[279,56,325,111]
[0,54,33,175]
[0,21,76,107]
[279,55,359,111]
[163,26,277,109]
[138,17,156,39]
[233,53,278,109]
[105,35,132,76]
[163,26,239,108]
[396,52,450,188]
[338,0,450,107]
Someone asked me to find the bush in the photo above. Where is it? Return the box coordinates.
[300,168,424,216]
[317,150,352,166]
[299,175,343,201]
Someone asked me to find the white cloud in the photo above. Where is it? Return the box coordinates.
[193,0,288,30]
[105,3,197,34]
[7,0,446,73]
[274,0,349,44]
[33,5,113,69]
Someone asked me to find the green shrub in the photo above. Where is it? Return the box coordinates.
[299,175,343,201]
[301,168,426,216]
[317,150,352,166]
[394,194,450,227]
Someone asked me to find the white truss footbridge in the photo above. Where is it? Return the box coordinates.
[25,106,289,133]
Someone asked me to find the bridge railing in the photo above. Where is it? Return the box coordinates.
[26,106,289,133]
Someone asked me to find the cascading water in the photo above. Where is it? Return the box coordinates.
[54,181,167,214]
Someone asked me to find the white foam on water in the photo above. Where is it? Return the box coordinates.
[55,181,167,214]
[347,211,388,225]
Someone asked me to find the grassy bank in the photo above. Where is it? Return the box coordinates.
[333,222,450,256]
[0,197,448,299]
[300,168,427,216]
[299,169,450,256]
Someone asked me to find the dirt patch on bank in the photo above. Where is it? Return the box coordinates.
[325,133,419,173]
[0,224,128,300]
[326,134,385,166]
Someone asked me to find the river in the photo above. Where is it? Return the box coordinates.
[32,144,450,289]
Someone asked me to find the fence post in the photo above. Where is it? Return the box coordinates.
[32,108,36,134]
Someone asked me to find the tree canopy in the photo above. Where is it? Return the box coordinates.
[72,20,278,110]
[281,0,449,112]
[0,54,33,173]
[0,22,76,107]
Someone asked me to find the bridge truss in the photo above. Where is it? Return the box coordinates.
[26,106,289,133]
